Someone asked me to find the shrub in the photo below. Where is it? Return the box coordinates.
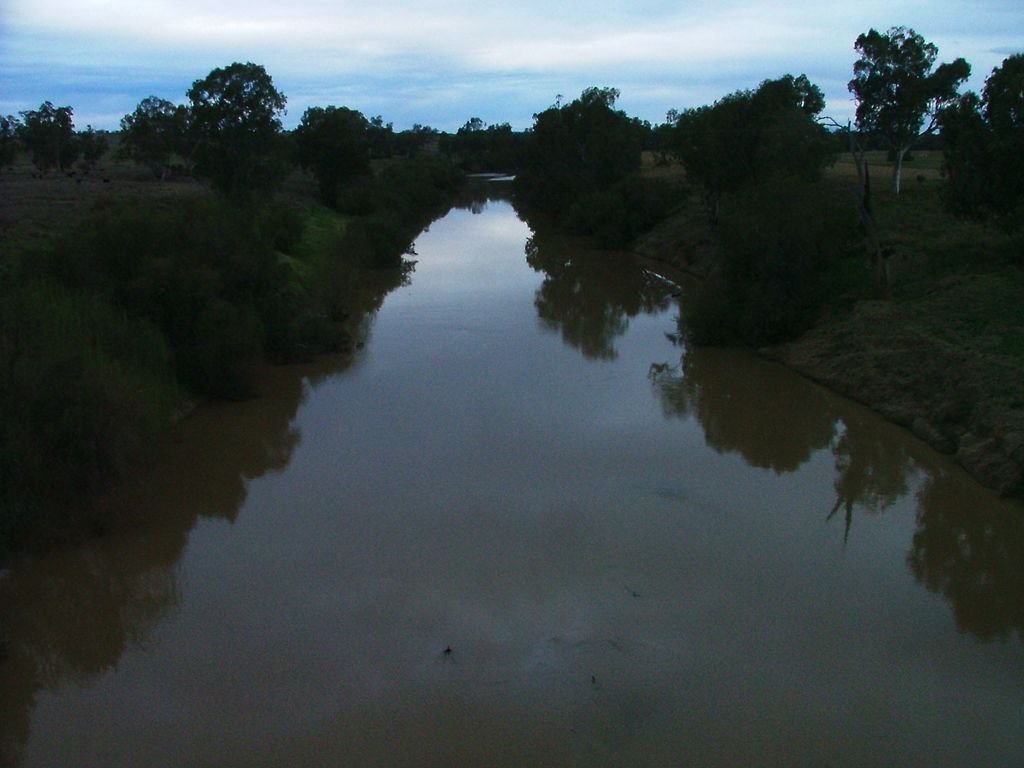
[0,282,179,550]
[684,176,864,345]
[40,197,286,397]
[258,202,305,254]
[566,176,685,248]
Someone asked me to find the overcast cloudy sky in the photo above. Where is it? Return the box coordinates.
[1,1,1021,132]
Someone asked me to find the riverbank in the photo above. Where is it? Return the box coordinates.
[634,156,1024,498]
[764,297,1024,497]
[0,155,462,556]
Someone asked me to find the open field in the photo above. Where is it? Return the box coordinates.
[0,156,209,261]
[829,148,946,182]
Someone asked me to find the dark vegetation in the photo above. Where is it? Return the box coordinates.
[439,118,526,174]
[0,63,462,555]
[2,26,1022,551]
[510,87,686,249]
[505,30,1022,495]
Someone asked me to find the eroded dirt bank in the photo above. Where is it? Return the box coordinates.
[763,302,1024,497]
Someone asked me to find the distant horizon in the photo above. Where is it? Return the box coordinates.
[3,1,1021,133]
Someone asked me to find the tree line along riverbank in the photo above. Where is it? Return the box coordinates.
[3,39,1022,558]
[633,153,1024,499]
[507,77,1022,499]
[0,154,463,557]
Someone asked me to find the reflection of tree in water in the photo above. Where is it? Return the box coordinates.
[650,345,837,473]
[827,413,912,543]
[450,177,516,214]
[0,370,308,766]
[909,470,1024,643]
[0,533,185,767]
[0,263,410,767]
[651,344,916,537]
[525,232,674,360]
[651,342,1024,643]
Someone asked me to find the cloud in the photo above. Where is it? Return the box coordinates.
[2,0,1022,130]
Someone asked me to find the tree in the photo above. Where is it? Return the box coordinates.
[982,53,1024,133]
[672,74,833,225]
[394,124,438,158]
[939,92,990,214]
[186,62,287,197]
[119,96,188,179]
[981,54,1024,227]
[940,54,1024,236]
[848,26,970,194]
[1,115,20,167]
[367,115,394,159]
[293,106,371,206]
[441,118,523,171]
[18,102,75,173]
[76,126,109,172]
[516,86,646,217]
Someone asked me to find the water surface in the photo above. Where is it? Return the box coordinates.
[2,184,1022,766]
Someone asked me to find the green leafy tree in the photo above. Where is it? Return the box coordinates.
[394,124,438,158]
[444,117,487,165]
[1,115,20,167]
[983,53,1024,133]
[186,62,288,197]
[941,54,1024,240]
[980,53,1024,224]
[367,115,394,159]
[516,87,646,217]
[76,126,109,172]
[18,102,75,172]
[441,118,523,171]
[683,175,863,345]
[119,96,188,178]
[672,74,832,225]
[939,92,990,214]
[293,106,371,206]
[848,26,970,194]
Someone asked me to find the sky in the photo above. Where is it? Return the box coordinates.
[1,0,1021,133]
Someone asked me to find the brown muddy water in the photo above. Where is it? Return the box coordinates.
[2,183,1023,767]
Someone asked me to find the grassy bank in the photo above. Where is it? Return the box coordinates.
[635,151,1024,497]
[0,153,462,555]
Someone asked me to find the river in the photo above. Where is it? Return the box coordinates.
[2,181,1023,766]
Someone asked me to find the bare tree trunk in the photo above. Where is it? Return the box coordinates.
[822,118,892,296]
[853,161,892,298]
[848,127,868,200]
[891,145,908,195]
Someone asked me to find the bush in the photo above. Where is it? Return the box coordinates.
[566,176,685,248]
[39,197,289,397]
[684,177,864,345]
[258,201,305,254]
[335,186,376,216]
[0,282,179,550]
[1,154,465,551]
